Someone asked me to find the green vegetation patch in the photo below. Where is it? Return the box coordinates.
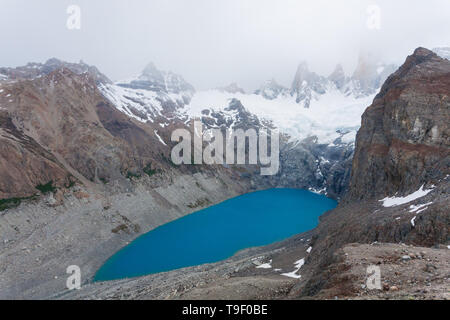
[0,195,38,212]
[143,163,157,177]
[35,181,56,194]
[126,171,142,180]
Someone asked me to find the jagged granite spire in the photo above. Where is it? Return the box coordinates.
[328,64,346,89]
[117,62,195,96]
[255,78,288,100]
[290,61,327,108]
[350,52,396,97]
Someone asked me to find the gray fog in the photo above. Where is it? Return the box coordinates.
[1,0,449,90]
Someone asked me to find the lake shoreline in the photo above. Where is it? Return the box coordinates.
[94,189,336,282]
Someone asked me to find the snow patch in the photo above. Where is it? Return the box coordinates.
[411,216,416,227]
[409,202,433,213]
[256,260,272,269]
[99,83,163,122]
[380,185,434,207]
[308,187,326,195]
[281,258,305,279]
[154,130,167,146]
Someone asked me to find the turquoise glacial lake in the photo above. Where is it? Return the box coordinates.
[94,188,337,281]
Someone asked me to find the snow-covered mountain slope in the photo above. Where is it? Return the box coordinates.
[100,55,395,147]
[116,62,195,97]
[0,55,398,198]
[98,83,188,123]
[254,78,289,100]
[96,56,399,197]
[98,63,194,123]
[183,87,375,145]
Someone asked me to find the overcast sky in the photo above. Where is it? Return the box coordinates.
[1,0,449,90]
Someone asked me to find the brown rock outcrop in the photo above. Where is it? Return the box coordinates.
[295,48,450,298]
[0,67,177,200]
[348,48,450,201]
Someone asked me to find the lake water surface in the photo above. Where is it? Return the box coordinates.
[94,188,337,281]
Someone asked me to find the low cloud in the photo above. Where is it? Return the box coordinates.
[1,0,449,90]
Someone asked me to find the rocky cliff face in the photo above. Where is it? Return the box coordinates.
[293,48,450,297]
[348,48,450,201]
[0,65,197,201]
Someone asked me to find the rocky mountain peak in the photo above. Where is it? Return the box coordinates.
[328,64,346,89]
[225,98,245,112]
[255,78,288,100]
[199,98,263,132]
[291,61,315,85]
[118,62,195,97]
[0,58,111,85]
[376,47,450,100]
[42,58,111,85]
[218,82,245,94]
[348,47,450,201]
[349,52,397,97]
[290,61,327,108]
[295,61,309,73]
[141,62,164,81]
[351,53,381,94]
